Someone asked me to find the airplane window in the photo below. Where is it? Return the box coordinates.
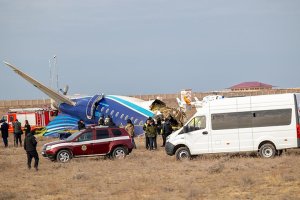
[134,119,138,124]
[130,117,134,121]
[106,108,110,114]
[120,114,124,119]
[115,112,119,117]
[111,110,114,115]
[101,107,105,112]
[139,120,144,125]
[125,115,129,120]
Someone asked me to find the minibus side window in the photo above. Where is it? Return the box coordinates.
[211,109,292,130]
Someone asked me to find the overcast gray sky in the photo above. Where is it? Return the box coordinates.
[0,0,299,100]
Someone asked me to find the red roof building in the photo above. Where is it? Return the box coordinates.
[229,81,273,91]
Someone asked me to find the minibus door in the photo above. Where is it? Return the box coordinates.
[184,116,209,154]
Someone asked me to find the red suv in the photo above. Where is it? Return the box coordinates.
[41,126,134,162]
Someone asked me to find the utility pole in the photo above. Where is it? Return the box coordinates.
[49,55,58,91]
[49,58,52,88]
[53,55,58,91]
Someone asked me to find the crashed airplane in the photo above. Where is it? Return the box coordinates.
[3,61,184,137]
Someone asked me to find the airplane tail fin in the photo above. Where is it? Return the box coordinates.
[60,85,69,95]
[176,97,183,108]
[3,61,75,106]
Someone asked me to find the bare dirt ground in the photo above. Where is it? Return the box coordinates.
[0,136,300,200]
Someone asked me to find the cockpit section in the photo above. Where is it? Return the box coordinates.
[86,94,103,120]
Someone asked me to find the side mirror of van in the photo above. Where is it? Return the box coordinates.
[183,126,188,133]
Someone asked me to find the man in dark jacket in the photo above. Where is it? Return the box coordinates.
[24,131,39,171]
[78,119,86,130]
[24,120,31,136]
[161,118,173,147]
[13,119,22,147]
[1,120,9,147]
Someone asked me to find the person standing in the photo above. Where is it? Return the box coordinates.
[151,119,158,149]
[13,119,22,147]
[98,114,105,126]
[145,119,157,150]
[24,130,39,171]
[125,119,136,149]
[161,117,173,147]
[157,118,164,147]
[78,119,86,130]
[24,120,31,136]
[105,115,116,127]
[143,117,152,149]
[1,120,9,147]
[154,118,162,149]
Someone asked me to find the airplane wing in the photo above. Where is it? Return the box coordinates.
[3,61,75,106]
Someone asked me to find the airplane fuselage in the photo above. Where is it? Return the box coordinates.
[3,61,174,138]
[45,95,154,136]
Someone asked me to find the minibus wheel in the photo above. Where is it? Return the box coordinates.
[259,143,276,158]
[175,147,191,161]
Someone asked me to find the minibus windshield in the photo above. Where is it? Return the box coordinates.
[296,94,300,124]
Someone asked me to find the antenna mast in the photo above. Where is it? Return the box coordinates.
[49,55,58,91]
[49,58,52,88]
[53,55,58,91]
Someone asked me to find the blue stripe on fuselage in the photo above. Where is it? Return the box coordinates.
[106,95,153,117]
[97,98,149,135]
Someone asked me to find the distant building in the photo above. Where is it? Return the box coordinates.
[229,81,273,91]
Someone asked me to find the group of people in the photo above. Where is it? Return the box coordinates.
[77,115,173,151]
[77,115,117,131]
[0,119,31,147]
[1,115,174,172]
[1,118,39,171]
[77,116,136,148]
[98,115,116,127]
[143,116,173,150]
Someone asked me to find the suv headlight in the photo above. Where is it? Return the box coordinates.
[46,146,52,151]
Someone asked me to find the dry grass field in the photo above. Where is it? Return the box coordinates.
[0,136,300,200]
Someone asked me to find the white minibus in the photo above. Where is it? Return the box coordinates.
[165,93,300,160]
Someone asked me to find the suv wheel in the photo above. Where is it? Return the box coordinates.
[112,147,127,159]
[175,147,191,161]
[56,150,72,163]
